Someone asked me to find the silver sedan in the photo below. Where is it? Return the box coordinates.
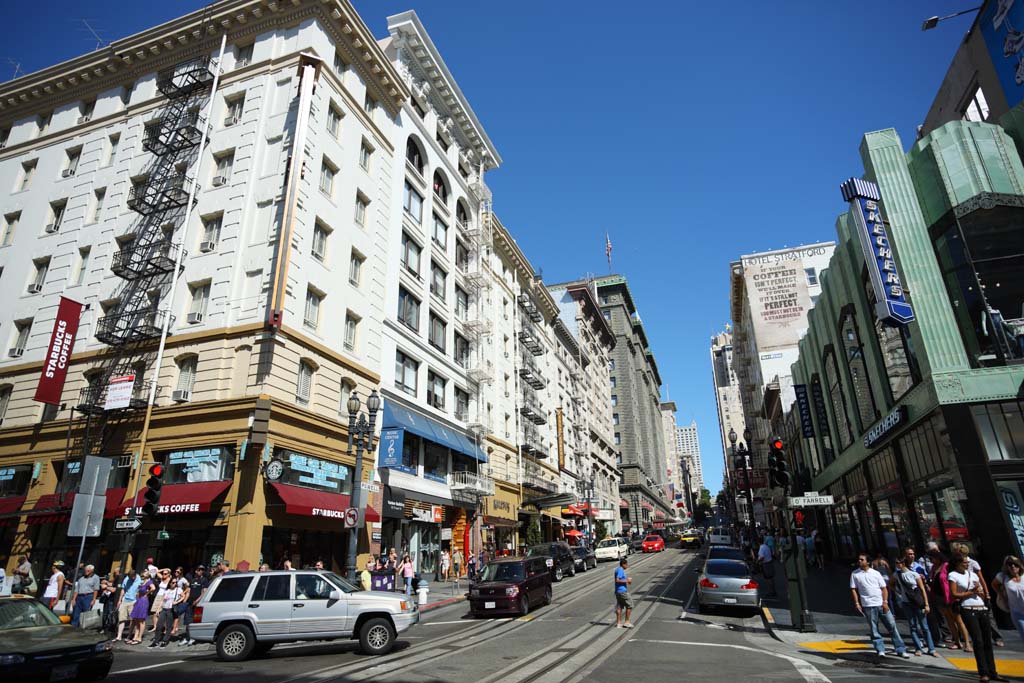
[696,559,759,612]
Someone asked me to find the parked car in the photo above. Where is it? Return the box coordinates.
[680,529,704,549]
[570,546,598,572]
[467,558,552,617]
[526,542,576,581]
[0,595,114,682]
[641,535,665,553]
[629,537,645,553]
[696,559,759,613]
[189,570,418,660]
[595,537,629,562]
[707,527,735,546]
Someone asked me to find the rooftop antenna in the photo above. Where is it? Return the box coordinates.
[6,58,24,80]
[80,19,107,50]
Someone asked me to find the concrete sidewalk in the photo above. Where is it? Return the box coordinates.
[759,558,1024,676]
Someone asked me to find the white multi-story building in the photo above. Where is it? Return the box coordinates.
[659,401,685,513]
[676,420,703,495]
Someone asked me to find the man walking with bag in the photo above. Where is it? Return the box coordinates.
[851,553,909,660]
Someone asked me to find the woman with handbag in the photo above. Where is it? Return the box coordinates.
[894,556,937,656]
[929,549,970,651]
[991,555,1024,643]
[949,552,1006,682]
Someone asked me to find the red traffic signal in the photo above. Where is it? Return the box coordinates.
[772,438,784,451]
[149,464,163,477]
[794,510,805,526]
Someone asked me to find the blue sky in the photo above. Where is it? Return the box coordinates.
[2,1,977,495]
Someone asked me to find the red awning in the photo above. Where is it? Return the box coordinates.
[654,511,666,520]
[105,488,127,519]
[578,503,599,516]
[28,487,131,525]
[268,483,380,523]
[561,504,583,517]
[641,501,654,511]
[124,480,232,516]
[565,528,584,537]
[0,495,26,526]
[619,499,629,508]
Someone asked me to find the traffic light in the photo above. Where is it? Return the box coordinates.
[769,437,791,491]
[142,464,163,517]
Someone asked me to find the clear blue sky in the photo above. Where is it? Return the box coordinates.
[3,1,977,495]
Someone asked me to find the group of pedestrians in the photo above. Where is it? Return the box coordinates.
[849,543,1022,681]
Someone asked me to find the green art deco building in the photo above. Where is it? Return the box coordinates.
[787,115,1024,572]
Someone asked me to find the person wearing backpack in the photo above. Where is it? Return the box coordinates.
[894,556,937,656]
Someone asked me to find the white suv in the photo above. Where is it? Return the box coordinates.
[190,570,418,660]
[595,537,628,562]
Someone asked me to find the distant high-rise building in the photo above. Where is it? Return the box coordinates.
[710,328,747,515]
[675,421,703,494]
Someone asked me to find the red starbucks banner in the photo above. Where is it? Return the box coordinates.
[33,297,83,405]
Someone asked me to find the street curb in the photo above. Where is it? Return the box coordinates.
[760,605,783,642]
[420,594,465,612]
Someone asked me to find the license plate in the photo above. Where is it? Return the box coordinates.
[484,601,496,609]
[724,598,737,604]
[50,665,78,682]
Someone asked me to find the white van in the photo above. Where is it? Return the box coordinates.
[708,527,735,546]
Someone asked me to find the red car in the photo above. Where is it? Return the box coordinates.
[641,535,665,553]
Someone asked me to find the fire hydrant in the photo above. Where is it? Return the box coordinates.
[416,578,429,606]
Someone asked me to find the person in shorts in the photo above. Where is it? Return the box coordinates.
[614,558,633,628]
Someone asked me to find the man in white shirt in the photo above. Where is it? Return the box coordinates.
[850,553,908,659]
[757,538,777,597]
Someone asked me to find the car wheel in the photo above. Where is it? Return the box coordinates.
[554,567,564,582]
[253,643,274,657]
[543,585,552,606]
[359,617,396,656]
[519,594,530,616]
[568,563,576,577]
[216,624,256,662]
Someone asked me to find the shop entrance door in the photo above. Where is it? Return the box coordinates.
[291,572,348,635]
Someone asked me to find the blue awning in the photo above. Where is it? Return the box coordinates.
[382,400,487,463]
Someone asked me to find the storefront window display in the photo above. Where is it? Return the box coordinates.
[161,446,234,483]
[394,433,420,475]
[423,441,447,483]
[415,523,440,574]
[273,448,352,494]
[972,400,1024,460]
[0,464,32,498]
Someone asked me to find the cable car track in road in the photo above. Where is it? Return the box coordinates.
[270,549,690,683]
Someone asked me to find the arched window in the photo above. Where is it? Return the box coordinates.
[297,360,316,406]
[432,170,449,207]
[405,137,425,175]
[823,348,853,450]
[175,355,198,396]
[839,310,879,430]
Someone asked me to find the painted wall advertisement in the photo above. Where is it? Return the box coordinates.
[742,255,812,351]
[981,0,1024,110]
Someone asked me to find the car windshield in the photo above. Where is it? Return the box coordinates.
[0,599,62,630]
[708,547,746,562]
[597,539,618,548]
[644,536,660,542]
[706,560,750,578]
[479,563,525,582]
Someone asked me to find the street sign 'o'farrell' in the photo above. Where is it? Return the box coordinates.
[788,495,834,507]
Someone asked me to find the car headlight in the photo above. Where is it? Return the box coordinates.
[399,600,416,612]
[94,641,113,653]
[0,654,25,665]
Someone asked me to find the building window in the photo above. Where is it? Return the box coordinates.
[429,312,446,352]
[333,52,346,74]
[224,95,244,126]
[404,181,423,224]
[432,214,448,249]
[78,99,95,123]
[189,282,211,320]
[455,241,469,271]
[28,258,49,294]
[47,201,67,234]
[609,358,615,371]
[213,151,234,184]
[455,287,469,320]
[327,103,342,138]
[91,188,106,223]
[401,232,421,276]
[74,247,90,286]
[359,141,372,171]
[2,212,19,247]
[398,287,420,331]
[303,288,323,330]
[613,413,619,425]
[176,355,198,393]
[37,112,52,136]
[839,311,879,430]
[602,310,611,321]
[354,193,369,227]
[364,93,376,116]
[106,134,120,167]
[0,128,8,149]
[9,319,31,357]
[611,394,618,407]
[395,350,418,396]
[339,379,354,415]
[344,312,359,352]
[963,86,990,123]
[349,249,364,287]
[406,137,424,175]
[614,432,621,445]
[319,158,336,196]
[64,148,81,177]
[432,171,449,208]
[0,385,10,423]
[235,42,254,68]
[455,388,470,421]
[296,360,314,406]
[18,160,36,192]
[610,376,617,388]
[312,221,330,261]
[805,267,818,286]
[427,371,446,410]
[823,348,853,450]
[455,333,470,368]
[200,215,222,250]
[430,261,447,301]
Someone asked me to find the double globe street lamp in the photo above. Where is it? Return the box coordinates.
[345,389,381,584]
[728,427,756,542]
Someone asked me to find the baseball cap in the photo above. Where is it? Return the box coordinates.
[52,560,65,568]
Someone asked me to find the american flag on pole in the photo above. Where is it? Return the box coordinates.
[605,232,612,273]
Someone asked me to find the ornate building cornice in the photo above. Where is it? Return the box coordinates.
[0,0,409,121]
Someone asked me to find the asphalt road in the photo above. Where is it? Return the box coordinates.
[99,547,846,683]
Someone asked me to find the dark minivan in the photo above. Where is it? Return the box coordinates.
[467,558,553,617]
[526,542,577,582]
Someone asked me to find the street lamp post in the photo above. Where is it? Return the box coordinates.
[630,493,640,537]
[729,428,757,543]
[346,389,381,584]
[680,457,694,520]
